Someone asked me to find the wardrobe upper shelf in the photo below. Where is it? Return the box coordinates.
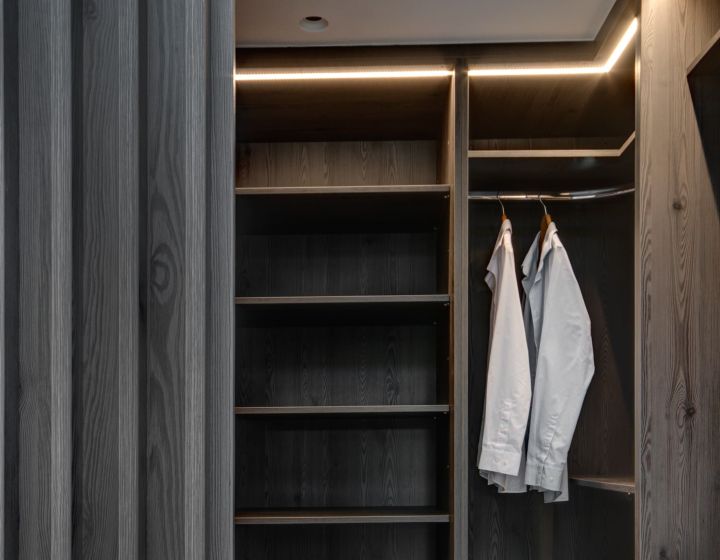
[469,138,634,191]
[469,45,635,142]
[236,188,450,234]
[235,295,450,327]
[235,73,451,142]
[234,508,450,525]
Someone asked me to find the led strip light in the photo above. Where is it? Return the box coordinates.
[234,18,637,82]
[469,18,638,77]
[234,68,454,82]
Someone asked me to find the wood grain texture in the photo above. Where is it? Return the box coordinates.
[17,1,72,558]
[236,233,439,297]
[236,325,440,407]
[638,1,720,558]
[237,141,438,188]
[235,416,441,509]
[72,1,140,558]
[234,524,442,560]
[146,0,206,557]
[206,0,235,558]
[2,3,20,557]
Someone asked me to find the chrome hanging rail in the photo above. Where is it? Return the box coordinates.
[468,185,635,202]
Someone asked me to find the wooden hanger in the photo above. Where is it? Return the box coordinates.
[497,193,507,222]
[537,196,552,266]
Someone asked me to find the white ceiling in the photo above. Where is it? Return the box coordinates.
[236,0,617,47]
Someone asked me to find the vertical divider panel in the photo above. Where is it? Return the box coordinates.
[452,60,469,560]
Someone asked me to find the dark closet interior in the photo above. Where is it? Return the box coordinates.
[233,8,638,559]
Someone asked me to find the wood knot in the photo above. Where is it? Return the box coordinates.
[672,198,686,210]
[686,405,696,417]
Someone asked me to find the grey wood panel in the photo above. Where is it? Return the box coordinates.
[206,0,235,557]
[237,141,438,188]
[235,417,441,509]
[454,61,469,560]
[146,0,206,557]
[236,325,439,407]
[2,3,20,557]
[17,1,72,559]
[237,233,439,297]
[234,524,442,560]
[638,1,720,558]
[72,1,140,559]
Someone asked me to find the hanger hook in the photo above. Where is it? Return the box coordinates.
[496,192,506,217]
[537,195,548,215]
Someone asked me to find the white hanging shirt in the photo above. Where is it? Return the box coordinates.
[477,219,532,493]
[520,222,595,503]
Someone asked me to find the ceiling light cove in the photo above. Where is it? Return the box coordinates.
[469,17,638,77]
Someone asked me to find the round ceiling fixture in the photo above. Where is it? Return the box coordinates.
[299,16,329,32]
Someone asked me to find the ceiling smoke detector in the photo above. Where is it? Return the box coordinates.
[299,16,329,32]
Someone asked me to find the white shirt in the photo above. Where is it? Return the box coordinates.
[477,220,532,493]
[520,222,595,503]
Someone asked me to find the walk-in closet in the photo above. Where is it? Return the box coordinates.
[4,0,719,559]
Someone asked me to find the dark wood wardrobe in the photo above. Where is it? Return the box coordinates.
[232,3,640,559]
[2,0,719,559]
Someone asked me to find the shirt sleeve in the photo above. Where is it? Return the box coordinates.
[523,241,595,496]
[478,233,532,477]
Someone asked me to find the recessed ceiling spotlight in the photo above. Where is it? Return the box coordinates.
[300,16,329,32]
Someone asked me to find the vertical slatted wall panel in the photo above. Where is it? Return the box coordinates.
[73,0,140,558]
[145,0,206,555]
[206,0,235,559]
[638,0,720,558]
[17,1,73,559]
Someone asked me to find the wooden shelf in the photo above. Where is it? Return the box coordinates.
[234,404,450,417]
[236,184,450,196]
[570,475,635,494]
[236,186,450,234]
[234,508,450,525]
[469,144,634,192]
[235,294,450,326]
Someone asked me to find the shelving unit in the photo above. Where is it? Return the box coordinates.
[234,67,457,560]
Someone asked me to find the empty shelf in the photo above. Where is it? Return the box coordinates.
[235,294,451,327]
[570,475,635,494]
[236,187,450,234]
[234,405,450,417]
[234,508,450,525]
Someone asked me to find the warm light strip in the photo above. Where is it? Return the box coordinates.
[469,18,638,77]
[234,69,454,81]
